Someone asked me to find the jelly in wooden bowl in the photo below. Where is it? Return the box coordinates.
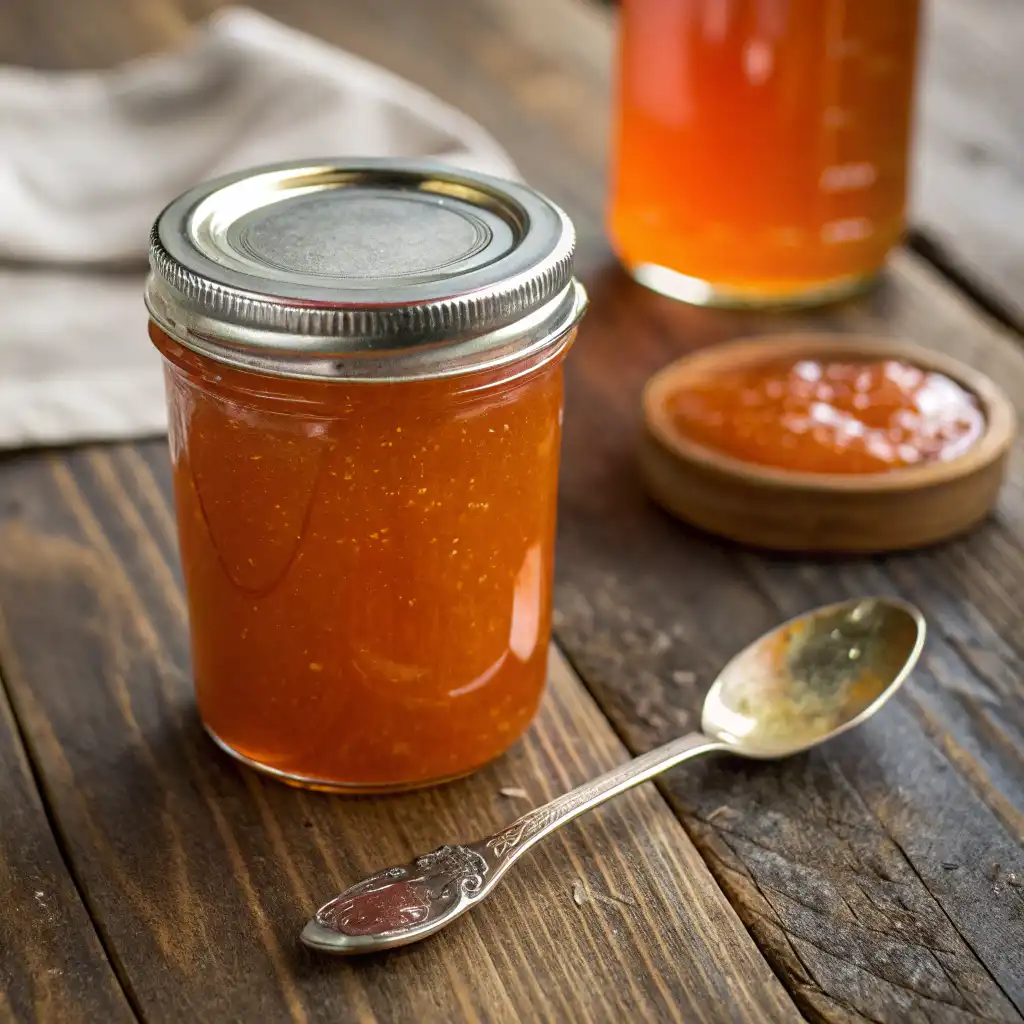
[663,356,986,475]
[146,160,587,791]
[641,335,1015,553]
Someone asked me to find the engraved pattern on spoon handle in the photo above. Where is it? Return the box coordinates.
[479,732,726,872]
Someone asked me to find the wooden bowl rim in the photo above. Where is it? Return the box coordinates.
[643,333,1017,494]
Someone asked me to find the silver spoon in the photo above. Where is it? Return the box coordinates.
[301,596,925,955]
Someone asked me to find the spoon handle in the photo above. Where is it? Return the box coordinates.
[485,731,726,865]
[302,731,727,954]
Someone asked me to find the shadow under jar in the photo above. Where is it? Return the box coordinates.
[146,160,587,793]
[610,0,922,307]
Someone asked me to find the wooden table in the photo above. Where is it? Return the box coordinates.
[2,1,1022,1021]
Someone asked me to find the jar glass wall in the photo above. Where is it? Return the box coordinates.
[153,324,574,791]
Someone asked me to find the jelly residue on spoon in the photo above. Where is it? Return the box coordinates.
[320,878,432,937]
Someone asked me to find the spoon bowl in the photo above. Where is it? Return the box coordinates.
[302,596,925,955]
[702,597,925,758]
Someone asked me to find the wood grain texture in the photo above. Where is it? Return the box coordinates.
[253,3,1024,1016]
[554,257,1024,1024]
[0,675,134,1024]
[276,0,1024,1019]
[912,0,1024,329]
[1,0,1023,1022]
[0,444,797,1023]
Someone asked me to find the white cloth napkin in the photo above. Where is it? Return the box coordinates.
[0,7,516,449]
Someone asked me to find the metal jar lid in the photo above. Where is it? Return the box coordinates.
[146,158,587,382]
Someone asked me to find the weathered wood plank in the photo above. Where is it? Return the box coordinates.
[912,0,1024,330]
[0,2,799,1021]
[3,0,1024,1021]
[552,253,1024,1023]
[0,666,134,1023]
[0,442,797,1023]
[277,0,1024,1018]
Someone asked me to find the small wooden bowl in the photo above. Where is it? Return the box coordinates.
[640,334,1016,553]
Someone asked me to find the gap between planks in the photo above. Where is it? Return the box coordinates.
[0,651,139,1023]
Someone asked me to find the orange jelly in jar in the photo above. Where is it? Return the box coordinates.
[146,161,586,792]
[610,0,922,306]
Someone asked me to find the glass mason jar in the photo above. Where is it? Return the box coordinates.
[609,0,922,307]
[146,160,587,792]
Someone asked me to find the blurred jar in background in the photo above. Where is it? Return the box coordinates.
[609,0,922,307]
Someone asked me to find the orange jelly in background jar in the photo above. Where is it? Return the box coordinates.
[146,160,587,792]
[610,0,922,306]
